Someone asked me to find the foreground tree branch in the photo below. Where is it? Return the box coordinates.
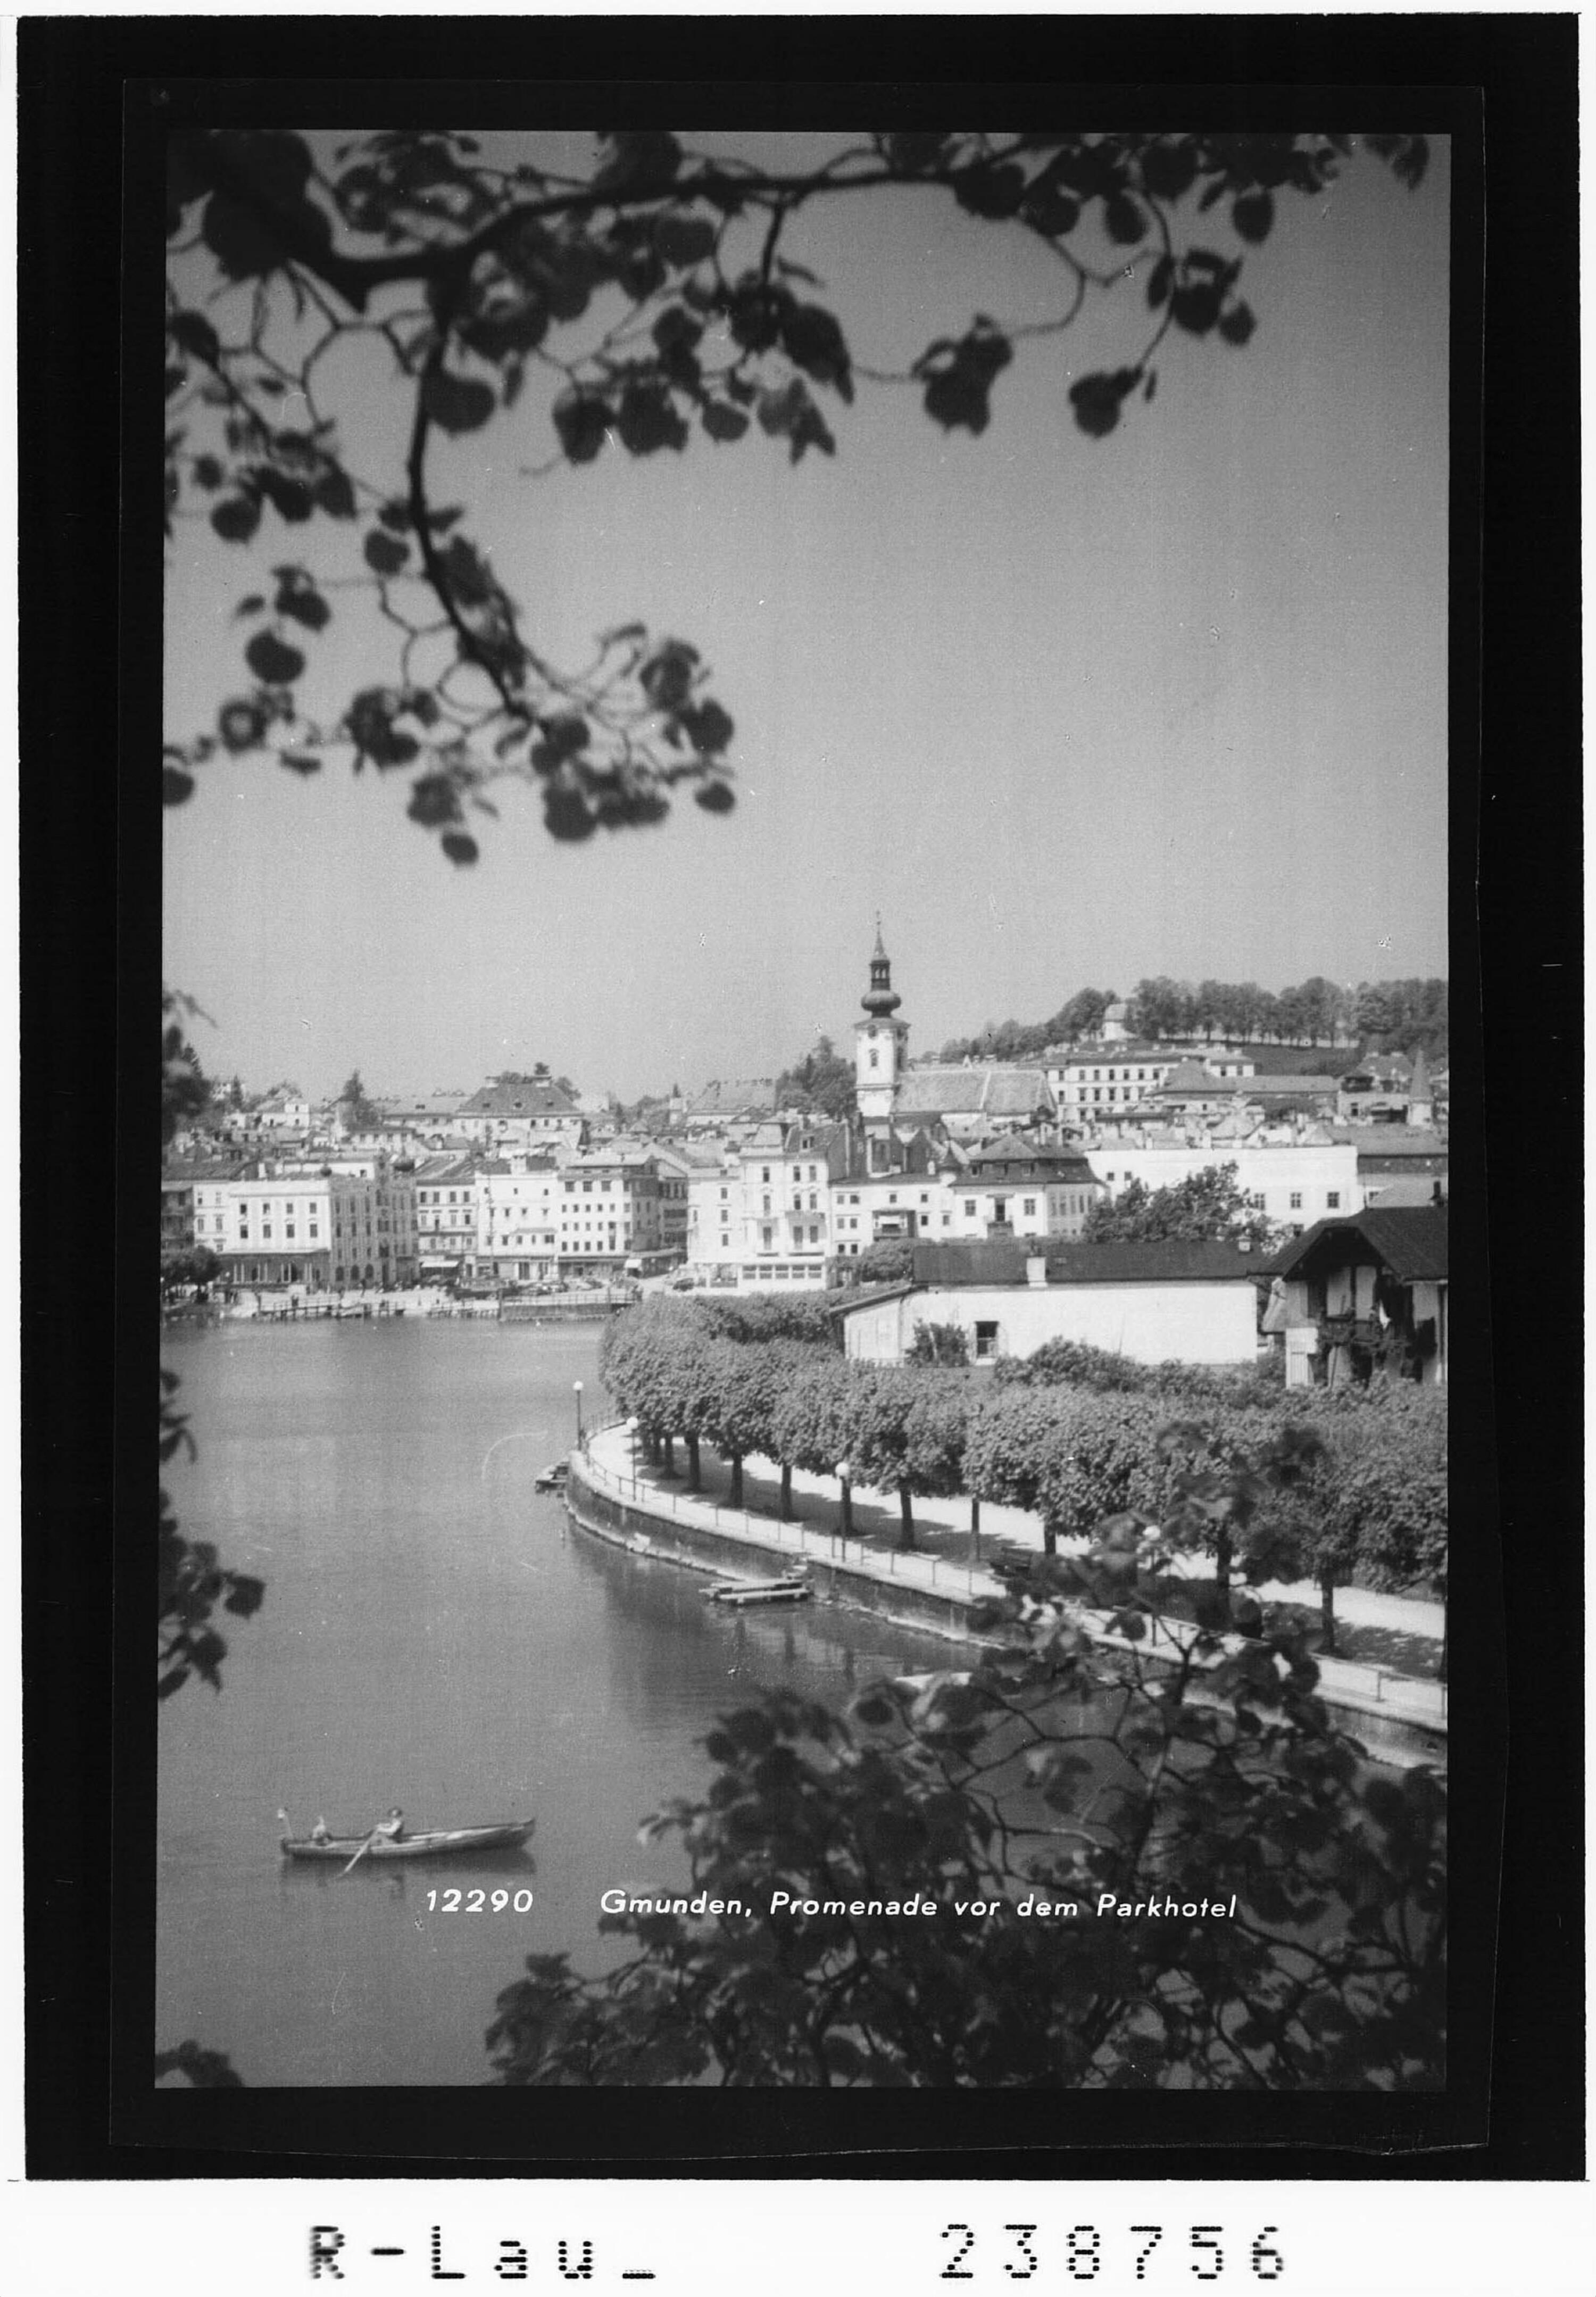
[165,129,1428,859]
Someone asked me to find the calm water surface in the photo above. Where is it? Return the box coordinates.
[158,1319,975,2086]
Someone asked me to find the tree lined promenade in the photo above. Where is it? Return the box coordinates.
[591,1298,1448,1713]
[504,1329,1449,2087]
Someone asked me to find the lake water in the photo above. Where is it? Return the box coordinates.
[157,1319,975,2087]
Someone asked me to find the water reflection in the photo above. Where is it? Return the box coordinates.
[158,1320,976,2086]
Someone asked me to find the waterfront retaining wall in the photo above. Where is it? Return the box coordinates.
[564,1450,1446,1765]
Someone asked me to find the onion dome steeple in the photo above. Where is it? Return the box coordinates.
[861,915,902,1017]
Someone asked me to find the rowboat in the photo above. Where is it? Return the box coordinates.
[533,1462,569,1492]
[277,1817,535,1862]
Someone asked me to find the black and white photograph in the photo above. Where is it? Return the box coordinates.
[13,7,1589,2263]
[151,98,1465,2103]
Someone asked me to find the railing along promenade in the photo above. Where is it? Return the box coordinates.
[568,1422,1447,1753]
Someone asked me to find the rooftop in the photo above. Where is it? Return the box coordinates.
[894,1063,1055,1118]
[457,1075,579,1118]
[902,1238,1264,1289]
[1268,1205,1448,1284]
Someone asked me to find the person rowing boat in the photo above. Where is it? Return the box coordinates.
[342,1807,405,1874]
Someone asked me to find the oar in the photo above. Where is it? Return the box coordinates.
[341,1829,383,1877]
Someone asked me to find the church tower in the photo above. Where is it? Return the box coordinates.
[854,919,910,1139]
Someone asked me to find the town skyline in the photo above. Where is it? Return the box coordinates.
[184,958,1450,1111]
[164,129,1449,1108]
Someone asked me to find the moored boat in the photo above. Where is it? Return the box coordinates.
[705,1574,812,1607]
[277,1817,535,1861]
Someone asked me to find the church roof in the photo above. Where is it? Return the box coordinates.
[893,1063,1055,1118]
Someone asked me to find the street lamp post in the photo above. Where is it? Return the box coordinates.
[836,1462,853,1546]
[573,1381,584,1447]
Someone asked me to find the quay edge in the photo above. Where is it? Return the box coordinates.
[562,1454,1446,1770]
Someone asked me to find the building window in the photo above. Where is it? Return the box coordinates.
[965,1200,976,1216]
[974,1321,999,1361]
[1327,1191,1341,1209]
[1289,1192,1302,1210]
[1023,1199,1036,1216]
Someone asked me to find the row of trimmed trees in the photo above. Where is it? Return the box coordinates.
[597,1301,1447,1659]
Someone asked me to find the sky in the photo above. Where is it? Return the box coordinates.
[164,130,1450,1104]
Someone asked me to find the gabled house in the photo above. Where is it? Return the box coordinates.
[835,1237,1262,1367]
[1267,1205,1448,1388]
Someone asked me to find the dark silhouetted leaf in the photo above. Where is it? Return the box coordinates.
[422,369,497,434]
[780,302,853,400]
[255,469,314,522]
[1232,190,1275,243]
[553,391,611,465]
[407,774,462,828]
[244,630,306,685]
[1021,179,1080,237]
[202,193,284,281]
[169,310,221,364]
[701,400,750,443]
[163,765,195,805]
[1218,301,1257,346]
[364,529,410,575]
[677,699,735,755]
[1103,193,1148,244]
[694,781,735,814]
[953,162,1027,219]
[1068,368,1141,439]
[616,378,688,456]
[277,583,330,630]
[1171,282,1223,335]
[278,749,322,775]
[653,212,718,267]
[210,494,261,544]
[314,467,357,519]
[545,787,596,840]
[440,831,479,866]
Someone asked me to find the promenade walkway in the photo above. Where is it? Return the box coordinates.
[578,1423,1446,1739]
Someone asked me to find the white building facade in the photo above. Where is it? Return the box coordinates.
[1085,1141,1361,1237]
[214,1165,419,1289]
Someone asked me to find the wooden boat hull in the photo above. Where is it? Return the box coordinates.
[279,1820,535,1861]
[708,1581,812,1607]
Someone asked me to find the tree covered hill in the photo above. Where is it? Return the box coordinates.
[935,975,1448,1065]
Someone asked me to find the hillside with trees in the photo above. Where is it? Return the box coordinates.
[774,1035,857,1122]
[936,975,1448,1064]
